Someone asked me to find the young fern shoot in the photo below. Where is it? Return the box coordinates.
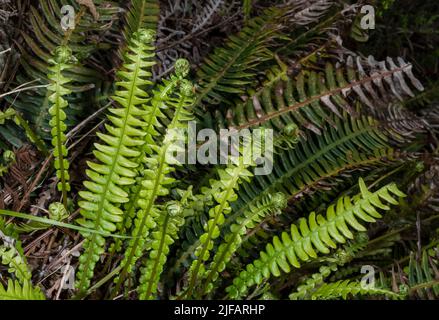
[47,46,75,208]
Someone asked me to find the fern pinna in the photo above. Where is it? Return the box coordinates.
[47,46,75,208]
[76,29,156,292]
[226,178,405,299]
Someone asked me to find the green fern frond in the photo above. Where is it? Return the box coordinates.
[183,151,258,298]
[407,248,439,299]
[114,77,195,296]
[110,59,191,254]
[200,192,288,296]
[10,0,121,141]
[310,279,401,300]
[0,244,32,283]
[221,56,423,133]
[174,117,410,276]
[47,46,76,207]
[124,0,160,38]
[289,233,369,300]
[0,280,45,300]
[243,0,252,21]
[194,0,335,109]
[226,178,405,299]
[138,200,186,300]
[76,29,156,292]
[229,116,391,234]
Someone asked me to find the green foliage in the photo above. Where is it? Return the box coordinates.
[1,0,437,302]
[406,247,439,299]
[0,280,45,300]
[0,224,45,300]
[226,178,405,299]
[76,29,156,292]
[47,46,76,206]
[8,0,122,142]
[310,279,402,300]
[114,72,195,297]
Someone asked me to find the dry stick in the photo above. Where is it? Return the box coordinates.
[0,84,49,99]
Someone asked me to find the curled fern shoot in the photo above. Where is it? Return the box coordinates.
[47,46,75,208]
[76,29,156,293]
[226,178,405,299]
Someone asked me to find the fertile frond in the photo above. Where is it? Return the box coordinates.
[76,29,156,292]
[0,280,45,300]
[47,46,76,206]
[110,59,191,254]
[226,178,405,299]
[175,116,408,276]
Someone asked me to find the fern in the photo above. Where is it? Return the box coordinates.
[0,224,44,300]
[406,248,439,299]
[200,192,288,296]
[220,56,424,133]
[138,196,189,300]
[0,244,32,283]
[289,232,369,300]
[10,0,122,141]
[174,116,409,277]
[76,29,156,292]
[226,178,405,299]
[47,46,75,207]
[182,148,260,298]
[124,0,160,37]
[110,59,191,254]
[0,280,45,300]
[194,0,335,109]
[113,78,195,296]
[243,0,252,21]
[310,279,401,300]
